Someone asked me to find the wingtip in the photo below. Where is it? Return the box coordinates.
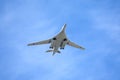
[27,44,32,46]
[82,48,85,50]
[27,44,30,46]
[80,47,85,50]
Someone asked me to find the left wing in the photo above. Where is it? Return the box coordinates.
[27,39,51,46]
[67,40,85,50]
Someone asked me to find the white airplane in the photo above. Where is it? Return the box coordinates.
[27,24,85,56]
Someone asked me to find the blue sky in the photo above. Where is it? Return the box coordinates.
[0,0,120,80]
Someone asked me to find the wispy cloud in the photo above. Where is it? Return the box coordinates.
[89,9,120,43]
[0,0,120,80]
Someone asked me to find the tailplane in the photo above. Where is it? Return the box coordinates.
[46,50,61,56]
[46,50,53,52]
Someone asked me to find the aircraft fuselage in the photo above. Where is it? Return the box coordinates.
[49,26,68,55]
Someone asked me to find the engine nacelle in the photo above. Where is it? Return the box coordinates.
[60,38,68,49]
[60,47,64,49]
[53,37,57,40]
[49,39,56,49]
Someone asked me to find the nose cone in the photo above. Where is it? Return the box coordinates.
[64,24,67,27]
[62,24,67,31]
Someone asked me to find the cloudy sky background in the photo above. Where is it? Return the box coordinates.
[0,0,120,80]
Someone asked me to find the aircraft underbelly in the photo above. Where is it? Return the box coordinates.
[54,40,61,48]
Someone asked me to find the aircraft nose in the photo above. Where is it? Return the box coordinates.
[60,24,67,32]
[64,24,67,27]
[62,24,66,31]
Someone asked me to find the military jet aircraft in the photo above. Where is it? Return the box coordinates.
[27,24,85,56]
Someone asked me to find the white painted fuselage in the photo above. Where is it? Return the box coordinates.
[48,24,68,55]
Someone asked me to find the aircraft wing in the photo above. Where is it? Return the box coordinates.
[67,40,85,50]
[27,39,51,46]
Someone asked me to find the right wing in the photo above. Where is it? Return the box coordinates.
[67,40,85,50]
[27,39,51,46]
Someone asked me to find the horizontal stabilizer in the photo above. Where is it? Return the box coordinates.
[46,50,53,52]
[46,50,61,53]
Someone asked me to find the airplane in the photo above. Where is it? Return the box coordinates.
[27,24,85,56]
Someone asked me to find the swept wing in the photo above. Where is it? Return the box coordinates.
[67,40,85,50]
[27,39,51,46]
